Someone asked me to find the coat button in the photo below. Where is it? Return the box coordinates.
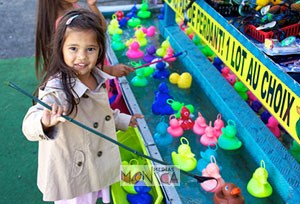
[93,122,99,128]
[77,161,83,166]
[97,151,103,157]
[105,115,111,121]
[82,94,89,98]
[102,83,106,89]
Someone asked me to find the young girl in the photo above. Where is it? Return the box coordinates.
[35,0,134,80]
[23,9,143,204]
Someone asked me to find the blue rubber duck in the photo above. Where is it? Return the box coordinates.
[151,82,174,115]
[127,181,153,204]
[153,117,173,146]
[196,143,219,172]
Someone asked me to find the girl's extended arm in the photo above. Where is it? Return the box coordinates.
[86,0,107,31]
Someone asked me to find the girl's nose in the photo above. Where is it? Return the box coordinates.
[77,51,87,60]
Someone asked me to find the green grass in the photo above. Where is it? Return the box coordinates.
[0,57,46,203]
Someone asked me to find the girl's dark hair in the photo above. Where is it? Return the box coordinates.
[41,8,106,115]
[35,0,60,80]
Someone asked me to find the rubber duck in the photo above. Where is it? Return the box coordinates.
[121,159,143,194]
[114,10,124,21]
[152,61,170,79]
[164,47,176,62]
[213,182,245,204]
[126,2,138,18]
[200,121,218,147]
[127,17,141,28]
[234,80,248,101]
[153,117,173,146]
[218,120,242,150]
[200,156,225,192]
[108,15,123,36]
[289,140,300,163]
[118,17,128,28]
[213,114,224,138]
[178,106,194,130]
[126,41,144,59]
[156,37,170,57]
[131,69,148,87]
[193,112,208,136]
[127,181,153,204]
[157,6,164,20]
[167,115,184,137]
[172,137,197,172]
[137,1,151,19]
[149,58,169,69]
[111,34,126,51]
[197,143,218,172]
[226,73,237,86]
[143,45,157,63]
[266,116,281,138]
[247,160,273,198]
[250,100,263,113]
[169,72,192,89]
[260,110,271,124]
[152,82,174,115]
[167,99,184,118]
[134,29,147,47]
[146,26,156,37]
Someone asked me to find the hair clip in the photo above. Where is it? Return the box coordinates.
[66,15,79,25]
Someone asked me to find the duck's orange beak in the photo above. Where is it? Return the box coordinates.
[231,187,241,196]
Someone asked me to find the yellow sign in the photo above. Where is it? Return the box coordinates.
[164,0,300,143]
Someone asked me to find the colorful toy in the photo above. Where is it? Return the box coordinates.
[137,0,151,19]
[266,116,281,138]
[213,114,225,138]
[108,15,123,36]
[122,159,143,194]
[152,82,174,115]
[157,6,164,20]
[260,110,271,124]
[134,29,147,47]
[131,61,154,78]
[200,156,224,192]
[111,34,126,51]
[200,122,218,147]
[126,2,138,18]
[178,106,194,130]
[234,80,248,101]
[166,99,194,118]
[143,45,156,63]
[164,47,176,62]
[247,160,273,198]
[172,137,197,172]
[152,61,170,79]
[169,72,192,89]
[126,41,144,59]
[149,57,169,69]
[197,143,218,172]
[167,115,184,137]
[127,17,141,28]
[250,100,263,113]
[114,10,124,21]
[214,182,245,204]
[131,69,148,87]
[289,140,300,163]
[119,17,128,28]
[127,181,153,204]
[156,37,170,57]
[153,117,174,146]
[218,120,242,150]
[145,25,156,37]
[193,112,208,136]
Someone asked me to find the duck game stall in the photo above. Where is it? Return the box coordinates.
[101,0,300,203]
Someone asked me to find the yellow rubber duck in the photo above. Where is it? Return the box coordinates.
[172,137,197,172]
[247,160,273,198]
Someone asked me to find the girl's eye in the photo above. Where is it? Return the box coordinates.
[87,47,96,52]
[69,47,77,52]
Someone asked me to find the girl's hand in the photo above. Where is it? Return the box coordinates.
[106,64,135,77]
[41,103,67,130]
[86,0,97,6]
[129,114,144,127]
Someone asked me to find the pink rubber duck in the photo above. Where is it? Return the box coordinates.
[200,121,218,146]
[213,114,225,138]
[179,106,194,130]
[126,41,144,59]
[193,112,207,136]
[266,116,281,138]
[167,115,184,138]
[164,47,176,62]
[146,25,156,37]
[200,156,225,192]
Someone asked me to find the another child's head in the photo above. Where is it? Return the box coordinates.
[46,8,106,80]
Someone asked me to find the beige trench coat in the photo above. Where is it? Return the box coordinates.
[22,69,131,201]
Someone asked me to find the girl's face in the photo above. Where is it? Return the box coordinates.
[63,28,100,80]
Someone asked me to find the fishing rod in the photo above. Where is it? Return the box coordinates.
[7,81,217,185]
[134,51,187,70]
